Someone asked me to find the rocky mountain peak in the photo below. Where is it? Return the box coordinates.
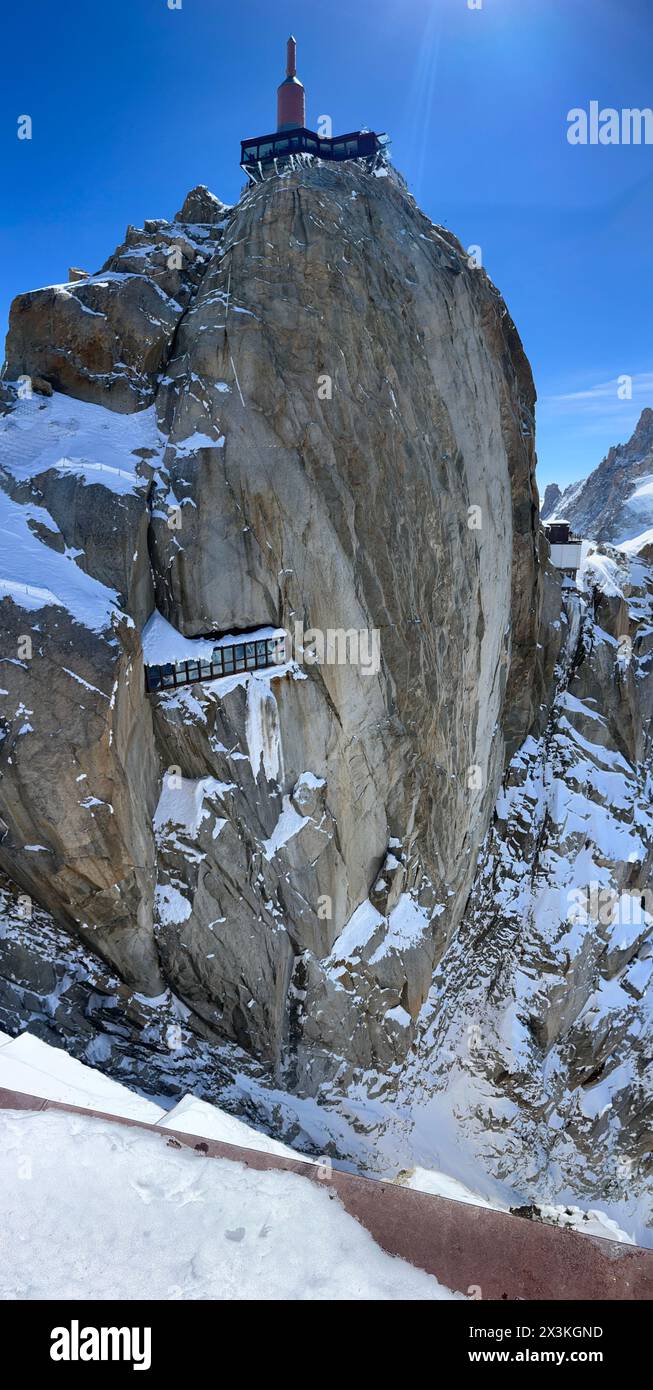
[540,481,561,520]
[549,405,653,543]
[2,161,652,1234]
[174,184,231,225]
[630,405,653,452]
[0,160,540,1077]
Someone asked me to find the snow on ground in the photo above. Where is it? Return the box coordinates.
[578,542,626,598]
[0,1109,457,1300]
[625,474,653,508]
[142,611,217,663]
[535,1204,635,1244]
[370,895,432,963]
[154,774,231,839]
[614,475,653,544]
[262,795,308,859]
[160,1093,318,1163]
[396,1169,634,1243]
[0,1031,316,1162]
[154,882,193,926]
[171,429,226,455]
[324,894,433,976]
[620,526,653,554]
[397,1166,507,1211]
[327,900,385,965]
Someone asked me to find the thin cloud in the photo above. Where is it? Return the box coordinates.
[544,372,653,413]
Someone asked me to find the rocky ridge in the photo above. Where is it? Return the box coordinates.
[544,408,653,544]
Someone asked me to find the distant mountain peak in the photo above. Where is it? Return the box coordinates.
[540,482,561,521]
[546,407,653,544]
[631,405,653,450]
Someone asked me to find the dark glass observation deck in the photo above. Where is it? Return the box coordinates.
[145,634,287,694]
[240,127,384,180]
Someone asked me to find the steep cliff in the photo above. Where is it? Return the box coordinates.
[0,164,541,1089]
[378,543,653,1236]
[2,527,651,1234]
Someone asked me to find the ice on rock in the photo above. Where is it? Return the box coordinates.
[246,676,282,783]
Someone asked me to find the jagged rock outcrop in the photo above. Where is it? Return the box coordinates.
[0,164,541,1087]
[3,202,227,412]
[553,408,653,543]
[540,481,561,520]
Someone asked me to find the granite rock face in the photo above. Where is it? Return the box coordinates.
[0,164,540,1088]
[4,200,227,412]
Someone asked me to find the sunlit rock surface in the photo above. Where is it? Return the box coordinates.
[0,164,540,1085]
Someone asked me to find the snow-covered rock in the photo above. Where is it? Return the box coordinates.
[160,1092,318,1162]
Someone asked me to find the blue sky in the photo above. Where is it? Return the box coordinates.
[2,0,652,490]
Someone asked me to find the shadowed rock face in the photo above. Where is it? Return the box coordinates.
[0,165,541,1087]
